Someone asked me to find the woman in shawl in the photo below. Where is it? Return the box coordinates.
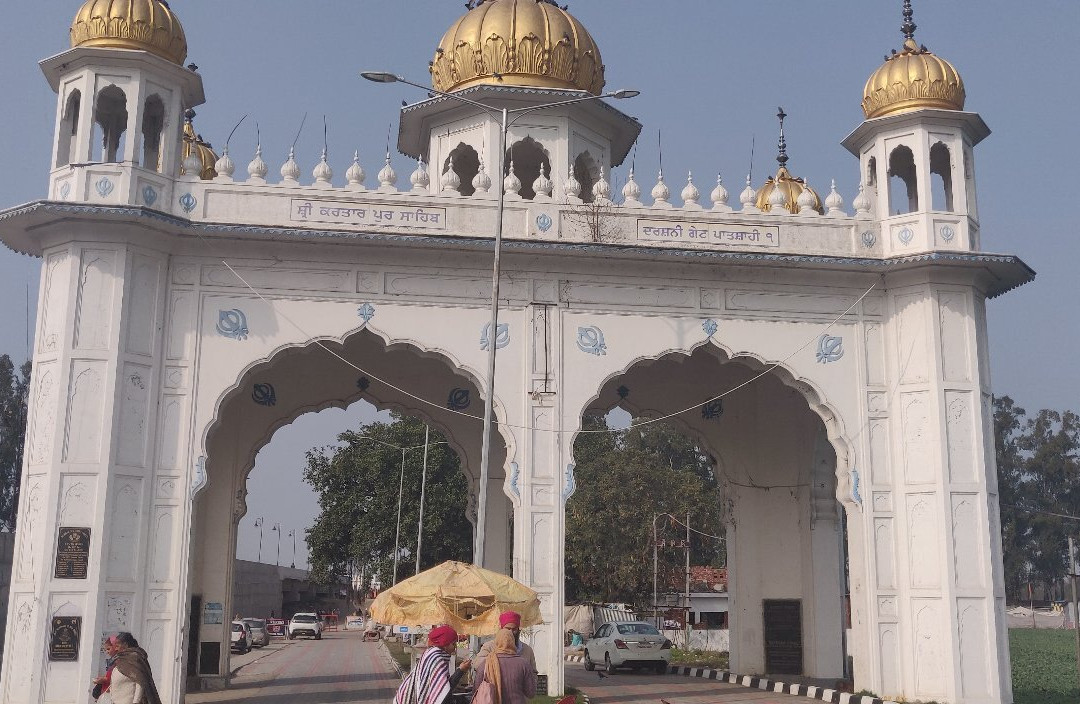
[472,629,536,704]
[393,625,471,704]
[107,633,163,704]
[90,635,120,700]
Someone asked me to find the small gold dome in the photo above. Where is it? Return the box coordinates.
[755,167,823,215]
[181,120,218,180]
[70,0,188,66]
[430,0,605,95]
[862,37,965,119]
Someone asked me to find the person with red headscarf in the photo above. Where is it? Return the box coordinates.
[393,625,471,704]
[474,611,536,683]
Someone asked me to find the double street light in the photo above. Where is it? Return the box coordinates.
[361,71,639,568]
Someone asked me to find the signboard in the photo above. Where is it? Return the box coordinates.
[54,527,91,579]
[763,599,802,675]
[637,219,780,248]
[48,616,81,661]
[266,618,287,638]
[203,602,224,625]
[290,199,447,230]
[535,674,548,696]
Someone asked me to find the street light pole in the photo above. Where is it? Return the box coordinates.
[653,514,661,630]
[416,425,431,574]
[289,529,296,569]
[393,447,406,585]
[273,523,281,566]
[255,517,264,563]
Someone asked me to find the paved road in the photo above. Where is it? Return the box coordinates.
[185,631,400,704]
[565,663,815,704]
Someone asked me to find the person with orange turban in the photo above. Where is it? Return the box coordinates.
[475,611,536,684]
[393,625,471,704]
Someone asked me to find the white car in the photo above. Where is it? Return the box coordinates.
[230,620,251,653]
[288,612,324,640]
[583,621,670,674]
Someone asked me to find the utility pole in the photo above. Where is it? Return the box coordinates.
[393,448,406,585]
[653,514,660,630]
[1070,535,1080,690]
[684,512,691,650]
[415,426,431,575]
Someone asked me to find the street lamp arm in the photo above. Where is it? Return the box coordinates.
[505,90,639,125]
[361,71,501,117]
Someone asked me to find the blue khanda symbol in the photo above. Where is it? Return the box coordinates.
[216,309,249,340]
[897,227,913,245]
[702,319,718,338]
[357,302,376,323]
[95,177,114,197]
[480,322,509,350]
[701,398,723,419]
[536,213,553,232]
[252,383,277,407]
[179,193,197,213]
[816,334,844,363]
[447,388,471,410]
[851,468,863,506]
[576,326,607,356]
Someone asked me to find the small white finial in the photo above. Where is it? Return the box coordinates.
[740,174,758,212]
[247,144,268,182]
[280,146,300,184]
[313,148,333,186]
[533,163,553,200]
[681,171,701,209]
[622,167,642,206]
[214,146,235,181]
[593,166,612,202]
[504,161,521,198]
[767,182,788,212]
[853,181,872,215]
[825,178,845,216]
[440,158,460,193]
[182,150,203,180]
[651,169,671,208]
[563,166,581,202]
[473,157,492,194]
[710,174,731,212]
[797,184,817,214]
[407,157,429,192]
[346,150,366,188]
[378,152,397,191]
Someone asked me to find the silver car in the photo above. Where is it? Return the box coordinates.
[584,621,670,674]
[243,618,270,647]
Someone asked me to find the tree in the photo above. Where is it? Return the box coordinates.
[565,417,725,606]
[303,414,472,587]
[994,395,1030,596]
[0,355,31,532]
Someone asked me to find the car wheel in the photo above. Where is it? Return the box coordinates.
[654,662,668,675]
[605,653,617,675]
[583,650,594,671]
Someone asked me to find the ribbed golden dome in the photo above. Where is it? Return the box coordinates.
[430,0,605,95]
[70,0,188,66]
[181,120,218,180]
[755,167,823,215]
[862,37,965,119]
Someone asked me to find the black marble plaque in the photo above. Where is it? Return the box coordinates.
[535,674,548,696]
[763,599,803,675]
[54,527,91,579]
[48,616,81,662]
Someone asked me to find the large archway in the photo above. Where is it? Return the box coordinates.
[185,328,512,684]
[569,343,854,679]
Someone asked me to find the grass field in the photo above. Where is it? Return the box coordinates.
[1011,628,1080,704]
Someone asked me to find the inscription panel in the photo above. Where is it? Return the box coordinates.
[53,528,90,580]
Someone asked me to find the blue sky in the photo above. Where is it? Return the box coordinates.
[0,1,1075,568]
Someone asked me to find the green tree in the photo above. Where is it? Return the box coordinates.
[303,413,472,586]
[565,417,725,606]
[0,355,31,532]
[994,395,1030,596]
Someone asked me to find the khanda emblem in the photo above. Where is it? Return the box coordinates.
[816,334,844,364]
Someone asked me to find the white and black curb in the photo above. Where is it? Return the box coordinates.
[565,655,898,704]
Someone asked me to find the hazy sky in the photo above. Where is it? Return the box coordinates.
[0,2,1076,568]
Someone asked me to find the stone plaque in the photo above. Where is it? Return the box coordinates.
[763,599,803,675]
[49,616,81,661]
[54,527,90,579]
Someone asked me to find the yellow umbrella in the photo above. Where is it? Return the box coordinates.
[370,560,543,635]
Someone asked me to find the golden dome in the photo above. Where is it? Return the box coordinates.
[755,167,823,215]
[430,0,605,95]
[70,0,188,66]
[181,118,218,180]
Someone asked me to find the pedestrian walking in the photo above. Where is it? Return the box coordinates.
[90,634,121,700]
[106,632,163,704]
[472,629,536,704]
[475,611,536,676]
[393,625,471,704]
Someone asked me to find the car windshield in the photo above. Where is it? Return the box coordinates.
[231,623,243,632]
[293,615,316,623]
[245,619,265,628]
[616,623,660,636]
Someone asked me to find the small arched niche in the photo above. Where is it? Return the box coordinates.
[141,95,166,172]
[929,142,954,212]
[442,142,480,196]
[887,145,918,214]
[505,136,550,200]
[574,151,600,203]
[92,85,128,163]
[56,90,82,168]
[866,156,877,190]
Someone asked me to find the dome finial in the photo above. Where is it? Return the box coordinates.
[902,0,917,41]
[776,107,789,169]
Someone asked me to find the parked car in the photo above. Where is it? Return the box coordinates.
[288,612,324,640]
[230,620,251,654]
[244,618,270,647]
[583,621,670,674]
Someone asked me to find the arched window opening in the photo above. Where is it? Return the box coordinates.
[92,86,128,163]
[866,156,877,189]
[887,145,918,214]
[141,95,166,172]
[573,151,600,203]
[504,136,550,200]
[929,142,953,212]
[56,90,82,167]
[442,142,480,196]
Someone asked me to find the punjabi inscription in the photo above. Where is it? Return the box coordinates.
[54,527,90,579]
[637,218,780,248]
[49,616,81,661]
[291,200,446,230]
